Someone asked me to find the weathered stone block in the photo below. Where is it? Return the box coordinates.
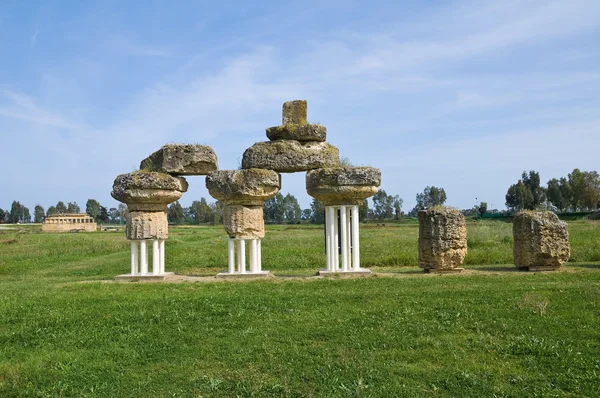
[282,100,307,125]
[206,169,280,205]
[111,171,188,211]
[418,208,467,271]
[241,140,339,172]
[306,167,381,205]
[140,144,218,176]
[223,205,265,239]
[513,211,570,270]
[266,124,326,142]
[126,211,168,240]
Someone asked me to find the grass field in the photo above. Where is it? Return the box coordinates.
[1,221,600,396]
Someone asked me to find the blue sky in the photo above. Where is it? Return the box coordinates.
[1,0,599,213]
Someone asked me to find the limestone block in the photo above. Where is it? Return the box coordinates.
[241,140,339,173]
[126,211,168,240]
[140,144,218,176]
[206,169,280,205]
[266,124,326,142]
[418,208,467,271]
[513,211,570,270]
[306,167,381,205]
[282,100,307,125]
[223,205,265,239]
[111,171,188,211]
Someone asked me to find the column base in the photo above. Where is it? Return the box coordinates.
[319,268,372,276]
[216,271,273,278]
[115,272,175,281]
[423,268,464,274]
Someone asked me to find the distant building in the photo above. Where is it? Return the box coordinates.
[42,213,97,232]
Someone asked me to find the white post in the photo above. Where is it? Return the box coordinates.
[351,206,360,270]
[325,206,332,271]
[140,240,148,276]
[159,240,165,274]
[333,207,339,271]
[346,206,352,270]
[340,206,348,272]
[250,239,258,273]
[152,239,160,275]
[257,240,262,272]
[228,238,235,274]
[238,239,246,274]
[130,240,138,275]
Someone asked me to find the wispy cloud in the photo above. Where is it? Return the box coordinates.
[30,24,39,45]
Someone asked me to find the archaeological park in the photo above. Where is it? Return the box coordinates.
[110,101,572,280]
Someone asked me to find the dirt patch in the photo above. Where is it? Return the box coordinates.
[1,239,18,245]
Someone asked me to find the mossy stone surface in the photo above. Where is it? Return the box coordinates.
[266,124,326,142]
[241,140,339,173]
[139,144,218,176]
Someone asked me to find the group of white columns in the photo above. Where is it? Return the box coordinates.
[226,238,263,274]
[325,205,361,272]
[130,239,166,276]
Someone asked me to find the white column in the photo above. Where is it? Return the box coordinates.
[250,239,258,273]
[228,238,235,274]
[340,206,348,272]
[333,207,339,270]
[140,240,148,276]
[325,206,332,271]
[152,239,160,275]
[130,240,138,275]
[159,240,165,274]
[238,239,246,274]
[351,206,360,270]
[257,240,262,272]
[346,206,352,270]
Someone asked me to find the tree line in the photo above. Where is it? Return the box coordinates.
[0,199,127,224]
[505,169,600,212]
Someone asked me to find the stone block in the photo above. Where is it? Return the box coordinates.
[206,169,280,205]
[266,124,326,142]
[418,208,467,271]
[513,211,570,270]
[241,140,339,173]
[140,144,218,176]
[282,100,307,125]
[306,167,381,205]
[111,171,188,211]
[223,205,265,239]
[126,211,168,240]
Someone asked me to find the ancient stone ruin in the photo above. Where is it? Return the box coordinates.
[418,207,467,273]
[110,100,381,278]
[42,213,97,233]
[111,145,217,279]
[512,210,570,271]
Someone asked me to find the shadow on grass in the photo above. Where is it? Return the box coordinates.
[468,265,520,272]
[568,263,600,269]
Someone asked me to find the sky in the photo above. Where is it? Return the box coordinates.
[1,0,599,214]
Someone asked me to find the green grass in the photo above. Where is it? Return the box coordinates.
[1,221,600,396]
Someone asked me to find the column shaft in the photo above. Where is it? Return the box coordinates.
[325,207,332,271]
[257,240,262,272]
[238,239,246,274]
[152,239,160,275]
[130,240,138,275]
[346,206,352,269]
[250,239,258,273]
[340,206,348,272]
[140,240,148,275]
[159,240,165,274]
[333,207,339,270]
[351,206,360,270]
[228,239,235,274]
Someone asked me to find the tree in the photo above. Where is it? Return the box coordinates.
[108,208,120,223]
[0,208,5,223]
[67,202,80,213]
[392,196,403,220]
[310,199,325,224]
[372,189,395,219]
[118,204,128,224]
[415,186,447,209]
[568,168,600,211]
[505,180,533,211]
[263,193,286,223]
[521,171,545,208]
[167,201,185,224]
[86,199,101,220]
[98,206,109,223]
[46,206,57,217]
[55,201,67,214]
[301,208,312,221]
[189,198,213,224]
[34,205,45,223]
[210,201,224,224]
[478,202,488,215]
[9,201,30,223]
[547,178,571,212]
[283,194,301,224]
[359,199,369,221]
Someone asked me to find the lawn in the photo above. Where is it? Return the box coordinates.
[0,221,599,397]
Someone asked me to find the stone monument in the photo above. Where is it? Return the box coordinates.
[418,207,467,273]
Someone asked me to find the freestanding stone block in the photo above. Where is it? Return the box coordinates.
[223,205,265,239]
[418,208,467,272]
[126,211,168,240]
[241,141,340,172]
[266,124,326,142]
[306,167,381,205]
[206,169,280,205]
[282,100,307,125]
[111,171,188,212]
[513,211,570,270]
[140,144,218,176]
